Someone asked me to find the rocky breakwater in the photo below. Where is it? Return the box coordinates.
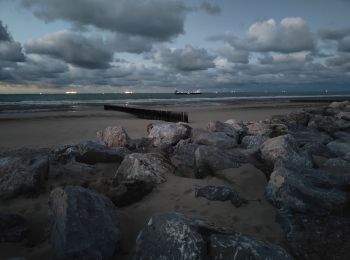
[1,100,350,259]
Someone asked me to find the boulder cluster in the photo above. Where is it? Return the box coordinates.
[1,100,350,259]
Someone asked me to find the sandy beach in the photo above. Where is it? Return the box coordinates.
[0,101,326,150]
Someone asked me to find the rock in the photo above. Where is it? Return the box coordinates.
[343,152,350,162]
[259,135,313,171]
[194,185,247,207]
[246,122,288,137]
[337,111,350,121]
[48,186,121,260]
[241,135,269,149]
[49,161,95,180]
[113,153,175,185]
[191,128,237,148]
[207,121,239,140]
[265,161,347,214]
[88,178,153,207]
[171,139,198,168]
[326,139,350,157]
[224,119,247,137]
[289,129,332,146]
[0,154,49,199]
[0,213,29,242]
[209,233,293,260]
[277,211,350,260]
[147,122,191,147]
[324,158,350,170]
[270,112,311,126]
[50,144,78,164]
[134,212,293,260]
[302,142,336,158]
[127,137,153,153]
[195,146,248,177]
[308,115,350,134]
[96,126,130,147]
[328,101,350,110]
[75,141,127,164]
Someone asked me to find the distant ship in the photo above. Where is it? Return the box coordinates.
[174,89,202,95]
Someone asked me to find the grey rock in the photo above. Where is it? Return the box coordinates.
[113,153,175,185]
[224,119,247,136]
[48,186,120,260]
[265,161,347,214]
[194,185,247,207]
[277,211,350,260]
[302,142,336,158]
[96,126,130,147]
[171,139,198,168]
[308,115,350,134]
[134,212,293,260]
[0,154,49,199]
[324,158,350,170]
[241,135,269,149]
[207,121,239,140]
[209,233,293,260]
[0,213,28,242]
[343,152,350,162]
[195,146,247,177]
[289,129,332,146]
[246,122,288,138]
[270,111,311,126]
[147,122,191,147]
[75,141,127,164]
[328,101,350,110]
[191,128,237,148]
[259,135,313,171]
[327,139,350,157]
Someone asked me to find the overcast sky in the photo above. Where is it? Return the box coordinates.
[0,0,350,93]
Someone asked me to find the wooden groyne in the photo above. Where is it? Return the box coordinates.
[104,105,188,123]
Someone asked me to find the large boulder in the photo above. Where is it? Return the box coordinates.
[113,153,175,185]
[323,158,350,172]
[328,101,350,110]
[326,139,350,157]
[241,135,269,149]
[147,122,191,147]
[194,185,247,207]
[265,161,347,214]
[245,122,288,138]
[224,119,248,137]
[48,186,121,260]
[170,139,198,178]
[0,154,49,199]
[191,128,237,148]
[302,142,336,158]
[134,212,293,260]
[270,111,311,127]
[209,233,293,260]
[195,146,247,177]
[277,211,350,260]
[96,126,130,147]
[0,213,29,242]
[308,115,350,134]
[259,135,313,171]
[289,129,332,146]
[75,141,128,164]
[207,121,239,140]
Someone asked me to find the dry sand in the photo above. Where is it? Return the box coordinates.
[0,101,325,259]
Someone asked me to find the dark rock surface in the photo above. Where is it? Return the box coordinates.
[0,154,49,199]
[134,212,293,260]
[194,185,247,207]
[191,128,237,148]
[113,153,175,185]
[0,213,29,243]
[147,122,191,147]
[96,126,130,147]
[245,122,288,137]
[241,135,269,149]
[48,186,120,260]
[207,121,239,140]
[195,146,247,177]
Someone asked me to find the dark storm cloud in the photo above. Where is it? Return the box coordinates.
[318,27,350,40]
[208,18,315,53]
[0,20,25,62]
[25,30,114,69]
[0,20,12,42]
[106,33,156,54]
[21,0,187,40]
[338,37,350,52]
[216,45,249,64]
[155,45,216,71]
[199,2,221,14]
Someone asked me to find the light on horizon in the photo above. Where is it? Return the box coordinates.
[65,91,77,94]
